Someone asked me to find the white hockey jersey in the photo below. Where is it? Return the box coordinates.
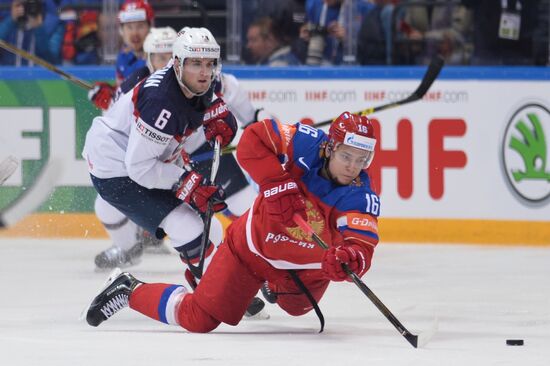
[82,65,215,190]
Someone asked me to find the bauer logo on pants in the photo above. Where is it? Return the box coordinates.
[501,104,550,203]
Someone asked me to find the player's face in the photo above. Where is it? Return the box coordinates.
[181,58,216,94]
[149,52,172,71]
[120,21,150,52]
[327,144,371,185]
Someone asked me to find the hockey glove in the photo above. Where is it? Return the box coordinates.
[88,82,115,110]
[260,175,307,227]
[173,171,227,214]
[322,245,368,282]
[203,100,237,147]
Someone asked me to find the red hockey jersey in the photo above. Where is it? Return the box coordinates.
[237,119,380,271]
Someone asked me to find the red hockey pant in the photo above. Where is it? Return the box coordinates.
[177,217,330,333]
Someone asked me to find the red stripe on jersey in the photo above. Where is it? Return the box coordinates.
[131,83,141,120]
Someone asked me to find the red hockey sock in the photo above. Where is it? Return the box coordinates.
[129,283,187,325]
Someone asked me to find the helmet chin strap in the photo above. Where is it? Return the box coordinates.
[322,145,343,186]
[175,59,212,97]
[146,54,154,74]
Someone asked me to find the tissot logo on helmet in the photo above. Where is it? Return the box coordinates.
[502,104,550,203]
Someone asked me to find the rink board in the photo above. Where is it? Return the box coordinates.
[0,66,549,244]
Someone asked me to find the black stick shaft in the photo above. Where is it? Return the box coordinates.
[293,213,419,348]
[0,40,93,90]
[220,56,444,155]
[314,55,444,128]
[188,135,223,279]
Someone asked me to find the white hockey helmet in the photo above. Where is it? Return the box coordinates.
[172,27,221,95]
[144,27,177,72]
[144,27,177,54]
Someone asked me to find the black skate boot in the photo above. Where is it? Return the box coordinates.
[260,281,278,304]
[244,297,267,318]
[85,268,142,327]
[137,227,169,254]
[94,243,143,270]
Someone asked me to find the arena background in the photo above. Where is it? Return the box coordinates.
[0,65,549,245]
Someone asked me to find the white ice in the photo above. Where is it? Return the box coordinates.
[0,239,548,366]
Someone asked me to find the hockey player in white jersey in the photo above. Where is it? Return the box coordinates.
[91,27,178,269]
[83,27,235,278]
[90,27,260,270]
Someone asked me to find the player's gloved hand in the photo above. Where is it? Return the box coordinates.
[203,99,237,147]
[173,171,227,214]
[88,82,115,110]
[204,117,237,148]
[322,245,368,282]
[260,174,307,227]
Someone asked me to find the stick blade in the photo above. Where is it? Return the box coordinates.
[413,55,444,99]
[0,155,19,185]
[413,316,439,348]
[0,158,63,228]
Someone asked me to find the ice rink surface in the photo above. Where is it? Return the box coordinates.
[0,239,548,366]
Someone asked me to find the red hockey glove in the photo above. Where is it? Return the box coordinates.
[204,117,237,148]
[173,171,227,214]
[203,99,237,147]
[88,82,115,110]
[260,175,307,227]
[322,245,368,282]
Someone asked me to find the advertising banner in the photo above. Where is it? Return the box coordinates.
[1,67,548,244]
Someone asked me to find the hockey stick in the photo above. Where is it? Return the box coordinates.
[0,159,63,228]
[187,135,223,279]
[220,56,444,155]
[292,213,437,348]
[0,155,19,186]
[0,40,93,90]
[313,55,444,128]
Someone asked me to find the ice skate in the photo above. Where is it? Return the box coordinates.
[244,296,270,320]
[94,243,143,270]
[84,268,142,327]
[260,281,278,304]
[137,227,170,254]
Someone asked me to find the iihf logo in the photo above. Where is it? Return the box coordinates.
[501,104,550,203]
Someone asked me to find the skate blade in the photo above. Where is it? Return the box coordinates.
[79,268,123,321]
[243,308,270,321]
[93,257,142,273]
[143,243,171,255]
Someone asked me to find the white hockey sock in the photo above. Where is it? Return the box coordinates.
[95,195,138,250]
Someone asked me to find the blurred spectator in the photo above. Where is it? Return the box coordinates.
[423,2,472,65]
[533,0,549,65]
[301,0,347,65]
[0,0,65,65]
[356,0,393,65]
[59,0,101,65]
[241,0,306,64]
[462,0,546,65]
[115,0,153,85]
[394,0,473,65]
[246,16,301,66]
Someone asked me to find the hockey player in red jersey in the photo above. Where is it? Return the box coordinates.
[84,111,380,332]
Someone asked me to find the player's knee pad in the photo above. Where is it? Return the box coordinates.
[94,195,126,224]
[177,294,221,333]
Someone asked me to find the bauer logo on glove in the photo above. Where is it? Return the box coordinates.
[173,171,227,214]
